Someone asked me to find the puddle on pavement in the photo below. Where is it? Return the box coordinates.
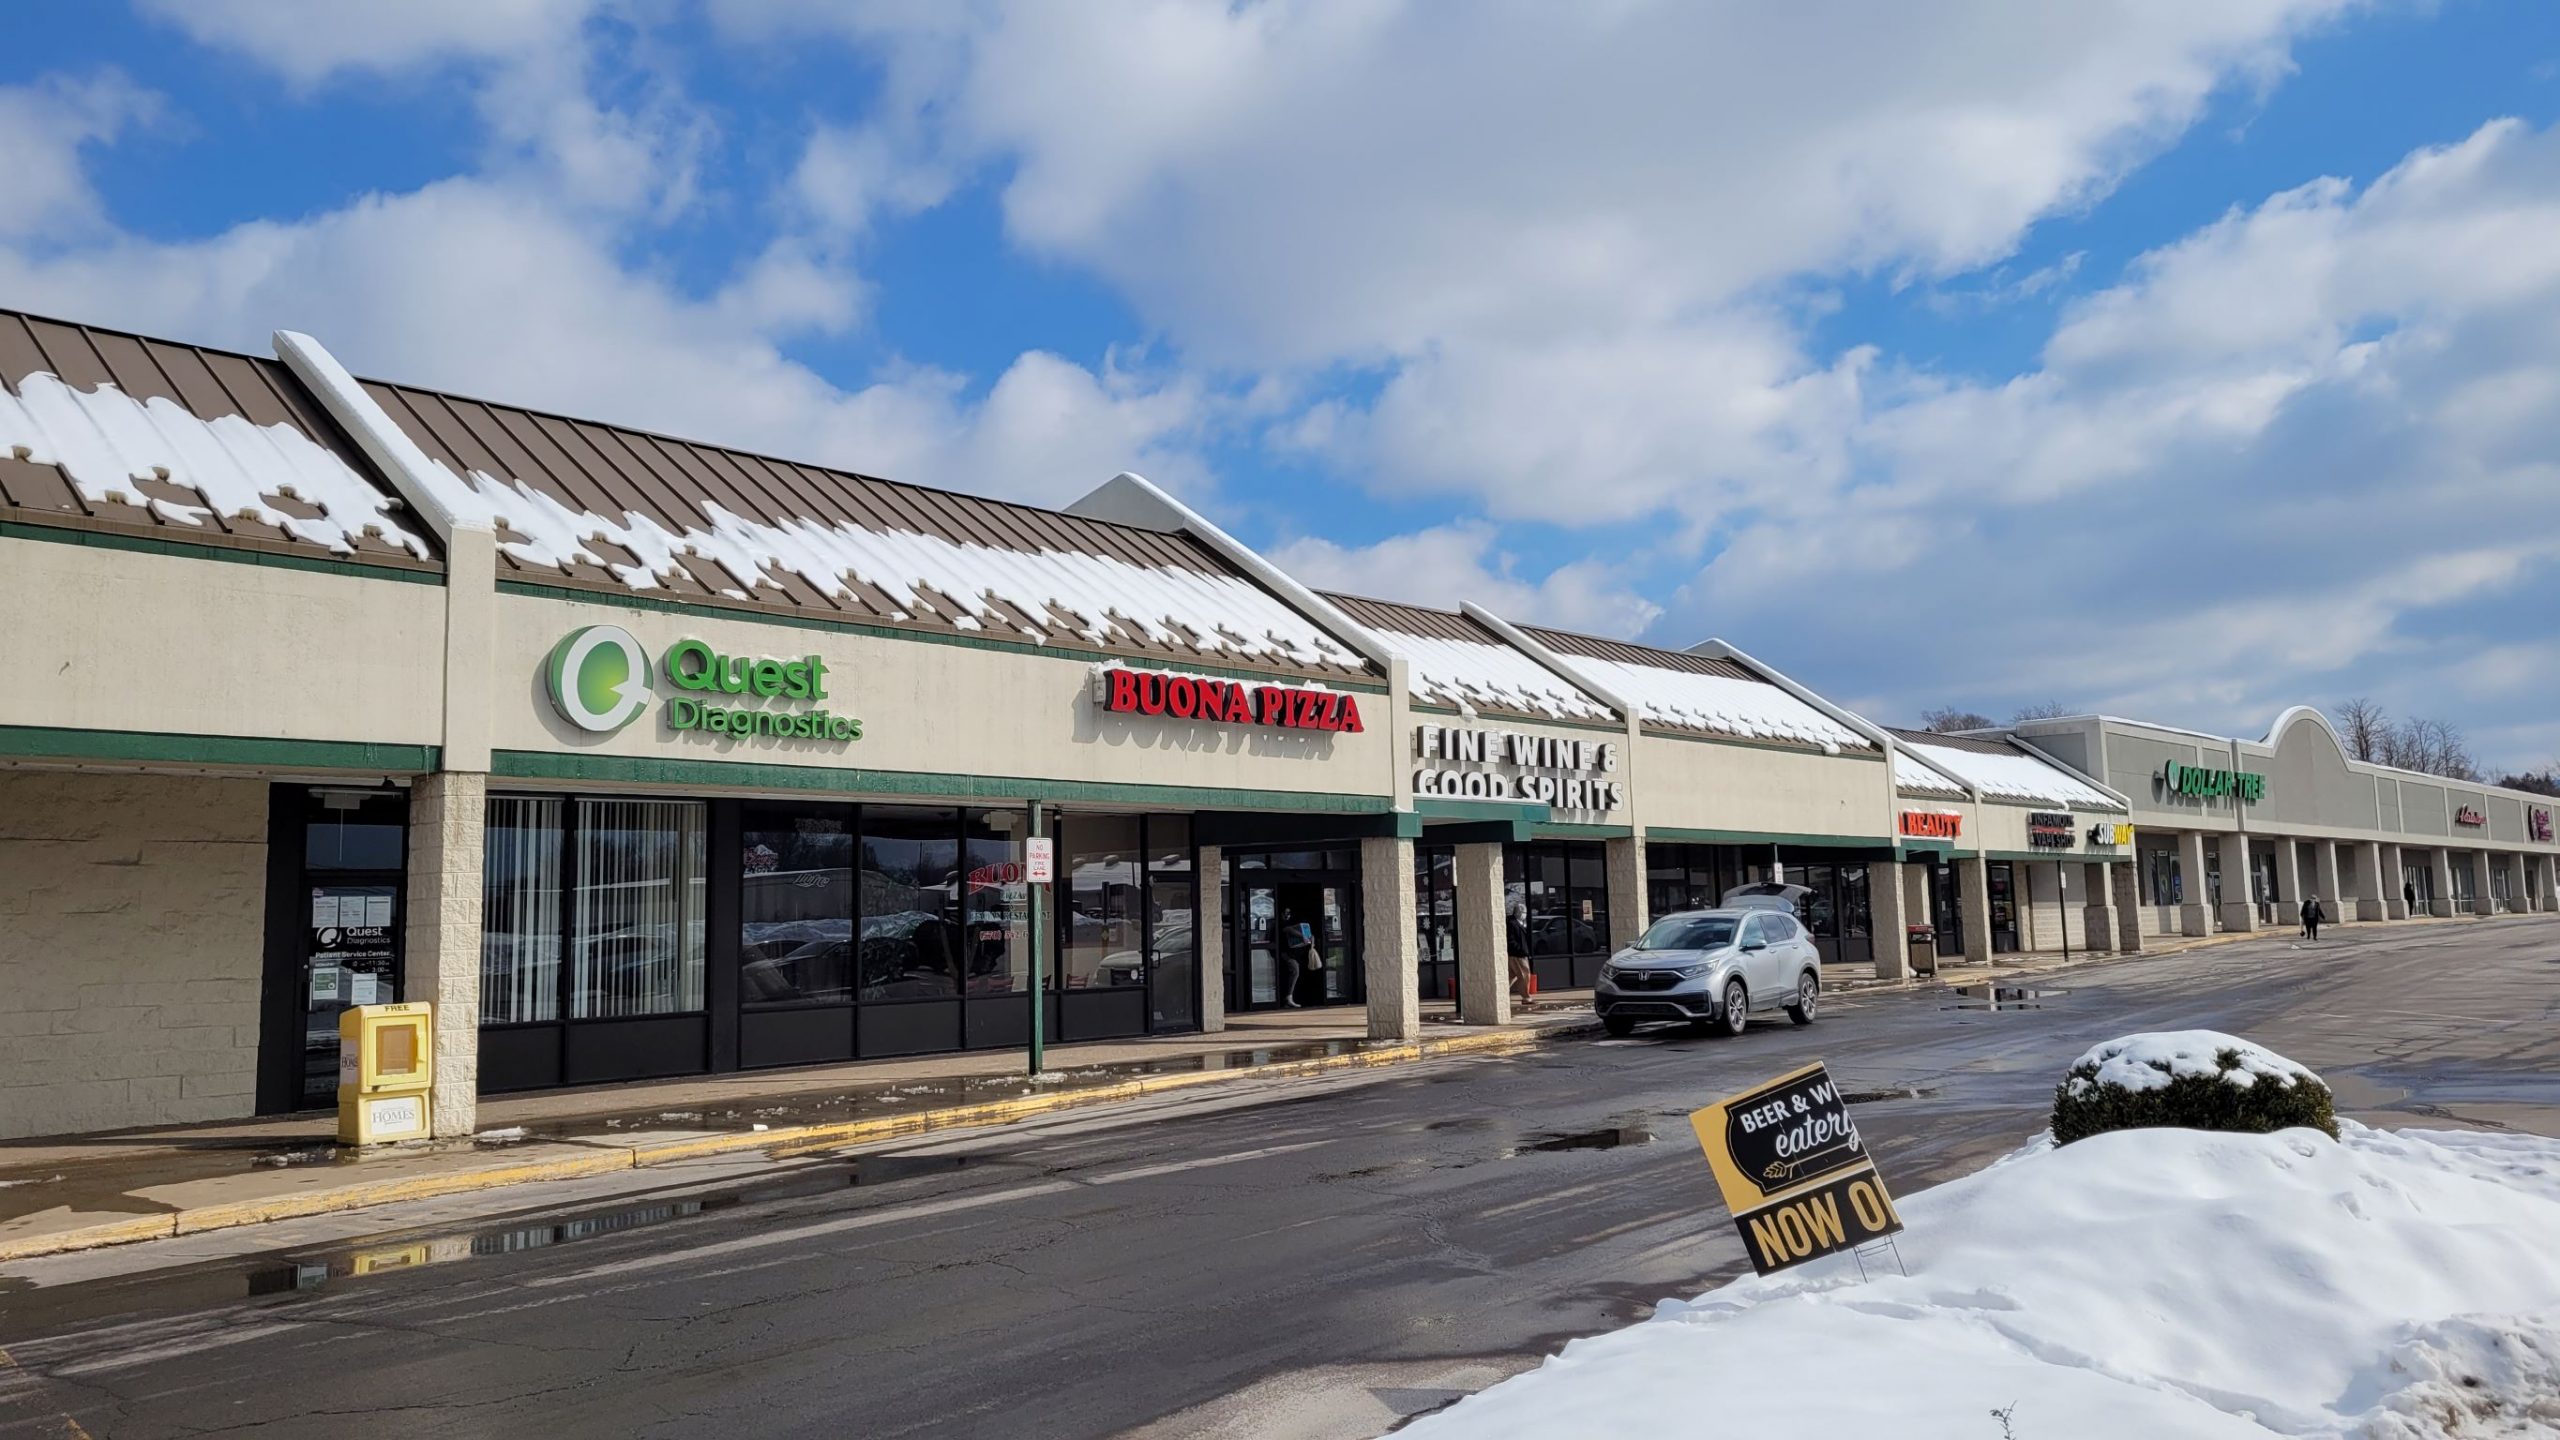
[1505,1126,1654,1157]
[1940,984,2066,1012]
[1834,1086,1940,1105]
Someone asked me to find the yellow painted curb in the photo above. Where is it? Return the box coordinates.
[1,1021,1581,1262]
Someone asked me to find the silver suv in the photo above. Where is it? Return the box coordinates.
[1595,908,1822,1037]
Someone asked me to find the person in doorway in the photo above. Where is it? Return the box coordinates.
[2301,894,2325,942]
[1505,901,1534,1001]
[2404,880,2418,912]
[1271,910,1316,1007]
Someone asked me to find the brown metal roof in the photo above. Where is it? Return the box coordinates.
[360,378,1364,677]
[1320,591,1499,645]
[1886,726,2019,756]
[0,309,438,572]
[1519,625,1764,682]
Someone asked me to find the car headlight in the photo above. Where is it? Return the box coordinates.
[1677,963,1712,979]
[1599,965,1621,983]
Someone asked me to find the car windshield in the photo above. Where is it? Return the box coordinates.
[1634,915,1738,951]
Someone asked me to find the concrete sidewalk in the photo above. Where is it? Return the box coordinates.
[0,1002,1602,1263]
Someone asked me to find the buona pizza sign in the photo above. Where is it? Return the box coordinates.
[1091,664,1366,733]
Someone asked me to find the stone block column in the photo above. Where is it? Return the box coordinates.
[405,772,486,1138]
[1605,835,1647,957]
[2314,841,2344,918]
[2216,833,2256,933]
[2270,839,2303,926]
[2429,848,2456,917]
[1198,846,1226,1032]
[2176,831,2212,937]
[1959,855,1993,964]
[1453,842,1509,1025]
[2470,850,2497,917]
[2538,854,2559,913]
[1869,861,1911,980]
[2353,842,2387,921]
[2081,861,2117,953]
[2380,843,2407,919]
[2110,862,2144,953]
[1360,836,1421,1041]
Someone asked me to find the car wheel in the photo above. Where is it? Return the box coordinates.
[1787,972,1819,1026]
[1602,1015,1637,1037]
[1718,979,1749,1037]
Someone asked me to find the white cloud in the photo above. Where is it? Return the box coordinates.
[134,0,600,86]
[1267,523,1660,638]
[0,73,158,243]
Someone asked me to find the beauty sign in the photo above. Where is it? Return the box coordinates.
[1690,1061,1904,1276]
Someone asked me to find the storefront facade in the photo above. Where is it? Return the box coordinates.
[3,303,2553,1142]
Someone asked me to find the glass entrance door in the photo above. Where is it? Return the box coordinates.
[1228,861,1362,1010]
[263,788,408,1112]
[1987,861,2021,954]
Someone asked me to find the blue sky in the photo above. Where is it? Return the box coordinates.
[5,1,2559,774]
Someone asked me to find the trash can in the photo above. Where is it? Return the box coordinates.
[1905,924,1938,979]
[338,1002,435,1145]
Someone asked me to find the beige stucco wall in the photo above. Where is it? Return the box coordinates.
[0,538,446,747]
[1635,733,1889,839]
[0,771,268,1140]
[487,593,1394,802]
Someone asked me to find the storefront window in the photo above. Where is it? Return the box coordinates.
[1414,846,1458,1001]
[1147,817,1197,1026]
[571,798,706,1018]
[963,811,1030,997]
[739,810,854,1007]
[481,797,563,1024]
[1062,815,1144,989]
[1839,866,1871,940]
[860,806,961,1000]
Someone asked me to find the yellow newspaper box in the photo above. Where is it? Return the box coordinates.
[338,1002,434,1145]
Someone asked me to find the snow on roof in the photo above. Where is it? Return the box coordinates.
[1893,749,1965,796]
[0,369,433,558]
[1569,653,1870,754]
[1393,631,1617,721]
[1903,735,2122,809]
[388,428,1366,673]
[2065,1031,2324,1095]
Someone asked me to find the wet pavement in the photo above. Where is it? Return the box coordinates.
[0,915,2552,1439]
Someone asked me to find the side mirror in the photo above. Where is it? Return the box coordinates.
[1741,938,1767,952]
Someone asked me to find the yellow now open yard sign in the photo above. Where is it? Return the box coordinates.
[1689,1060,1904,1276]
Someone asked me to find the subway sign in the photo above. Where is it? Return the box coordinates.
[2160,759,2265,803]
[546,625,862,743]
[1094,665,1366,733]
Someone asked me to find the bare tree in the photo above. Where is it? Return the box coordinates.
[2010,701,2075,723]
[2495,769,2560,798]
[2335,697,2389,762]
[1921,707,1996,733]
[2380,715,2480,780]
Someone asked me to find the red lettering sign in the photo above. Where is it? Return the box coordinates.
[1899,811,1962,839]
[1098,668,1367,736]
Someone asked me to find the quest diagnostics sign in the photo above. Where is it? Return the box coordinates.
[546,625,862,743]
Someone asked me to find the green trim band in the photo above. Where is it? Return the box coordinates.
[491,748,1393,812]
[1647,826,1894,849]
[0,724,438,773]
[498,580,1390,695]
[1,519,443,585]
[1413,796,1553,824]
[1533,822,1634,840]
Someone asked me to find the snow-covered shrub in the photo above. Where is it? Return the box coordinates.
[2052,1030,2337,1145]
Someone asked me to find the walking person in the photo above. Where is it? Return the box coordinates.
[2404,880,2418,913]
[1271,909,1316,1007]
[1506,901,1534,1002]
[2301,894,2325,943]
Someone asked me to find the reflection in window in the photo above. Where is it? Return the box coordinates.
[1147,816,1196,1026]
[740,812,854,1007]
[481,797,563,1023]
[861,807,961,1000]
[964,812,1029,995]
[1063,815,1144,988]
[571,799,707,1018]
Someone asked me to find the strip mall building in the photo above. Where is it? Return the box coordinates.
[4,306,2555,1141]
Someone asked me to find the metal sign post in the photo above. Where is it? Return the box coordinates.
[1025,807,1051,1078]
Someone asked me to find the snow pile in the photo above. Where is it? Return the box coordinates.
[0,371,433,557]
[2067,1030,2324,1096]
[1905,735,2122,808]
[1406,1124,2560,1439]
[1567,654,1870,753]
[1382,629,1616,722]
[1895,748,1966,795]
[408,456,1367,670]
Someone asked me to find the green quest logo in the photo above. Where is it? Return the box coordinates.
[545,627,861,743]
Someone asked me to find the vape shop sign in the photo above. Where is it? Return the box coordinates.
[2027,812,2076,849]
[1690,1061,1904,1277]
